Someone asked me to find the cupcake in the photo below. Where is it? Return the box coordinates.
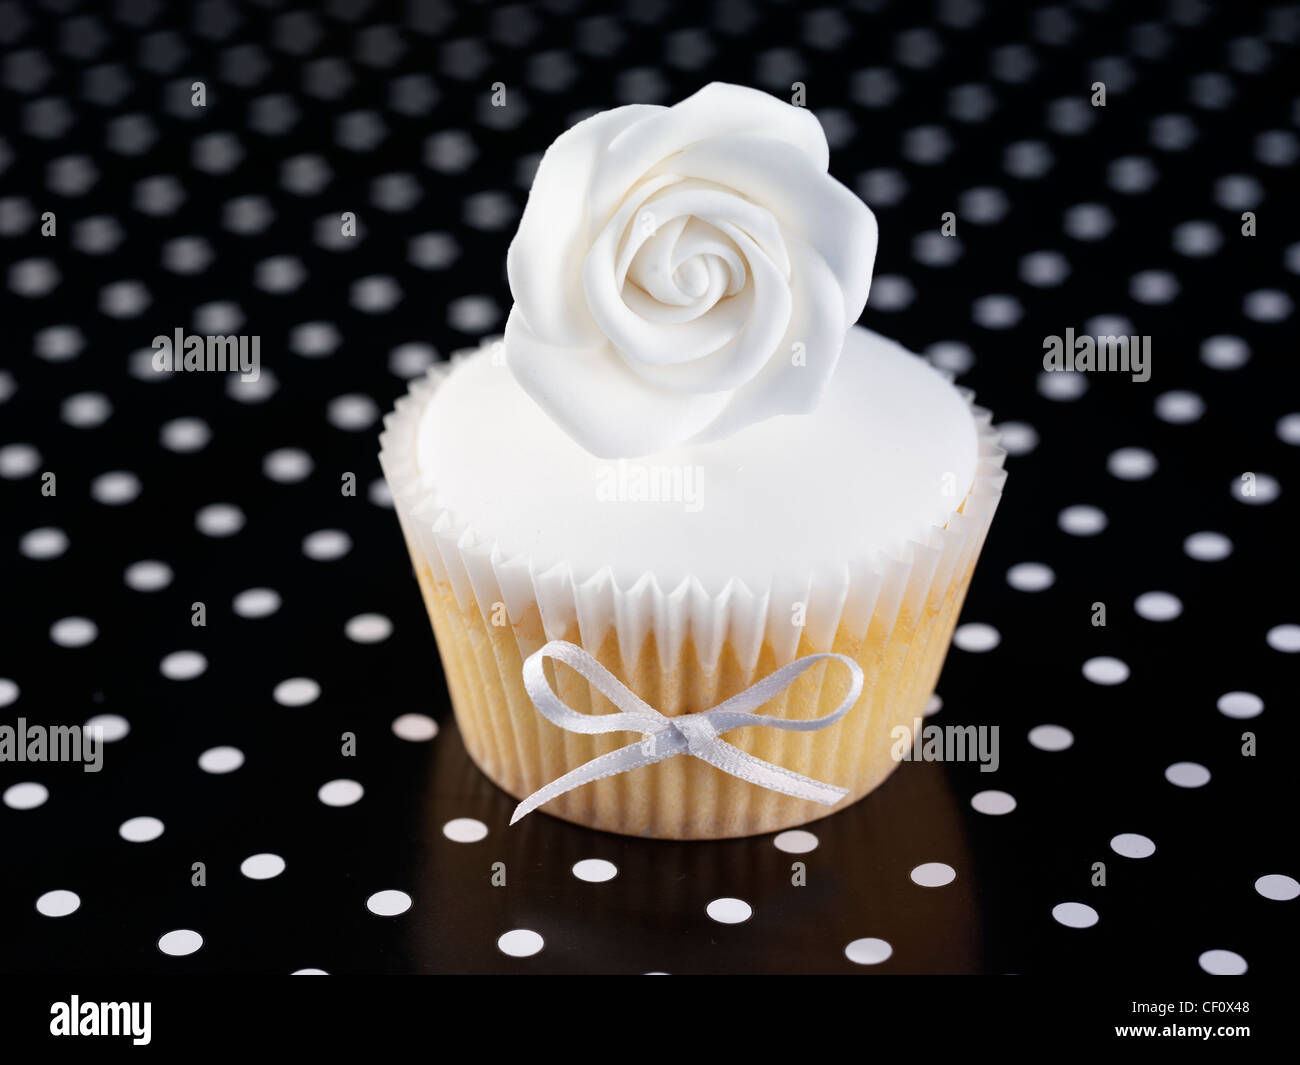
[380,83,1005,840]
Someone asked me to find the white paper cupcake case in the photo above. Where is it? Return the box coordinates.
[379,340,1007,838]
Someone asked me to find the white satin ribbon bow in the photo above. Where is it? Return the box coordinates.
[510,640,864,824]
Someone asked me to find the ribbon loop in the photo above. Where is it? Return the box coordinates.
[509,640,864,825]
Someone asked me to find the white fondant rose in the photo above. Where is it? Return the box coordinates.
[505,82,878,458]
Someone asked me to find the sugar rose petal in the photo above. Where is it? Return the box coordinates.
[504,83,878,458]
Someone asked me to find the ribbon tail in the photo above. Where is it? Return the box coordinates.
[509,738,679,825]
[690,739,850,806]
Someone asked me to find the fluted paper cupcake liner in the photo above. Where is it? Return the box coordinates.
[379,341,1007,839]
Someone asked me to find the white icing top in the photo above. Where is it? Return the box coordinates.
[505,82,877,458]
[416,326,978,591]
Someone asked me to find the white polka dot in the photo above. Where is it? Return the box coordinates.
[1028,725,1073,752]
[572,859,618,883]
[1004,139,1053,179]
[388,342,438,378]
[292,968,329,975]
[240,853,286,880]
[1007,562,1055,592]
[1133,591,1182,622]
[90,470,141,505]
[868,274,915,311]
[971,790,1017,815]
[4,782,49,809]
[345,613,392,643]
[1083,656,1129,685]
[1110,833,1156,858]
[233,587,280,618]
[9,258,60,297]
[1206,172,1258,208]
[326,393,381,431]
[262,447,314,483]
[954,622,1000,652]
[158,417,211,453]
[925,341,974,375]
[351,275,403,314]
[1231,473,1280,505]
[0,678,17,707]
[369,479,394,507]
[1264,128,1300,164]
[1217,691,1263,720]
[773,830,819,854]
[1184,531,1233,561]
[195,503,246,538]
[1244,289,1293,322]
[442,817,488,842]
[303,529,352,560]
[318,779,364,806]
[1058,505,1107,536]
[198,746,244,774]
[1107,447,1158,480]
[119,816,164,842]
[228,370,279,405]
[1108,155,1157,194]
[158,930,203,956]
[101,280,152,318]
[1150,113,1197,151]
[1165,761,1211,788]
[497,929,544,957]
[959,186,1008,224]
[1052,902,1098,929]
[923,693,942,717]
[19,527,68,559]
[1198,949,1247,975]
[1130,269,1179,304]
[193,301,244,335]
[1266,624,1300,653]
[61,391,112,427]
[1277,413,1300,445]
[845,937,893,965]
[125,560,172,591]
[274,677,320,706]
[1254,874,1299,901]
[997,421,1038,455]
[910,862,956,887]
[35,325,84,362]
[1201,335,1250,370]
[36,890,81,917]
[706,897,752,924]
[1019,250,1070,287]
[972,293,1022,329]
[160,650,207,681]
[913,231,963,268]
[1037,370,1088,402]
[1085,314,1134,339]
[50,616,97,647]
[1064,202,1114,241]
[80,714,127,745]
[1172,220,1222,258]
[290,321,342,357]
[392,713,438,741]
[1155,390,1205,424]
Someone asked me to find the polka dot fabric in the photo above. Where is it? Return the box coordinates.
[1,0,1296,975]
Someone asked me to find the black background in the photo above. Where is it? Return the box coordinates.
[1,0,1297,978]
